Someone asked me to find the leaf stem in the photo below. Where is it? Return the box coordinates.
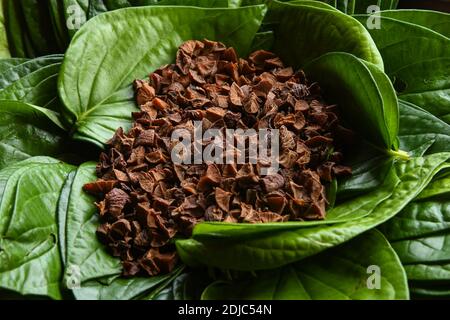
[368,141,411,161]
[388,149,410,161]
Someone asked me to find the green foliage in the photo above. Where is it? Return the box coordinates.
[0,1,449,301]
[201,230,408,300]
[58,5,266,146]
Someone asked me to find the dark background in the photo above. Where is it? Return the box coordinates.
[399,0,450,12]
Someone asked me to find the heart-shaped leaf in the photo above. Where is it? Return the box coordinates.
[0,157,74,299]
[58,5,266,146]
[201,230,408,300]
[0,55,63,109]
[0,100,68,170]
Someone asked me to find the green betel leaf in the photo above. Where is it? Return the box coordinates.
[313,0,357,14]
[380,9,450,38]
[62,0,89,38]
[86,0,231,18]
[266,1,383,69]
[0,100,68,170]
[3,0,28,58]
[176,153,450,270]
[392,57,450,124]
[336,140,394,199]
[410,284,450,298]
[391,234,450,265]
[48,0,71,51]
[0,58,28,73]
[72,266,184,300]
[57,0,234,46]
[288,0,340,11]
[18,0,60,56]
[354,14,450,73]
[0,55,63,110]
[416,174,450,200]
[250,31,275,52]
[405,264,450,282]
[0,1,11,58]
[353,0,399,14]
[0,157,75,299]
[381,175,450,242]
[304,52,398,150]
[354,14,450,124]
[381,173,450,296]
[148,0,230,7]
[59,162,121,284]
[58,5,266,146]
[201,230,408,300]
[398,100,450,157]
[152,270,212,300]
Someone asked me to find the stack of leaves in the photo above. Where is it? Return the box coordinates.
[83,39,353,277]
[0,1,401,60]
[381,172,450,298]
[0,0,449,300]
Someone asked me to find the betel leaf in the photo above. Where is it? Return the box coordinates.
[0,100,67,170]
[176,153,450,270]
[250,31,274,51]
[266,1,383,69]
[380,9,450,38]
[59,0,242,43]
[0,157,74,300]
[353,14,450,74]
[58,162,121,285]
[304,52,398,150]
[152,269,212,300]
[58,5,266,146]
[18,0,60,56]
[381,176,450,242]
[354,12,450,123]
[380,174,450,296]
[0,0,10,58]
[405,264,450,282]
[3,0,29,57]
[391,234,450,265]
[288,0,339,11]
[48,0,71,51]
[392,57,450,124]
[416,175,450,201]
[202,230,408,300]
[0,58,28,73]
[319,0,355,14]
[410,284,450,298]
[0,55,63,109]
[72,266,184,300]
[336,140,394,199]
[62,0,89,38]
[155,0,230,7]
[398,100,450,157]
[353,0,399,14]
[87,0,232,20]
